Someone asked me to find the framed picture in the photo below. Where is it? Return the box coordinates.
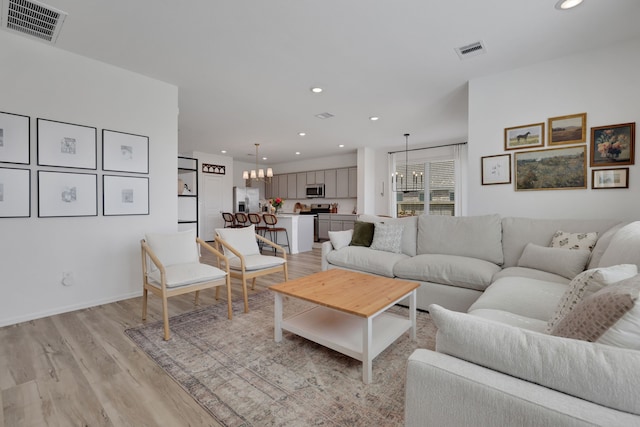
[481,154,511,185]
[0,167,30,217]
[37,118,97,169]
[590,122,635,167]
[515,145,586,191]
[38,171,97,217]
[103,175,149,216]
[102,130,149,173]
[504,123,545,150]
[548,113,587,146]
[0,111,30,165]
[592,168,629,189]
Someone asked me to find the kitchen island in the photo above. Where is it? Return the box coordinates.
[270,214,314,254]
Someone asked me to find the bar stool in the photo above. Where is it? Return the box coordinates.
[222,212,240,228]
[263,213,290,254]
[235,212,249,227]
[248,213,268,237]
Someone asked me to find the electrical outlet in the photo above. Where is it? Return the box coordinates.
[62,271,74,286]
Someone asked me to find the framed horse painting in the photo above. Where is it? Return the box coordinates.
[504,122,545,151]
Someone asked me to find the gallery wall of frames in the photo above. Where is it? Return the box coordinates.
[0,110,149,219]
[480,112,634,191]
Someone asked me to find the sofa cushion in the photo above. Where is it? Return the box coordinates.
[417,214,503,265]
[468,277,567,322]
[517,243,590,279]
[598,221,640,270]
[369,222,404,254]
[550,230,598,251]
[350,221,375,247]
[547,264,638,332]
[588,222,626,269]
[500,217,620,268]
[328,229,353,250]
[358,214,418,256]
[550,274,640,350]
[467,309,548,332]
[492,266,570,285]
[394,254,500,291]
[326,246,409,277]
[430,304,640,416]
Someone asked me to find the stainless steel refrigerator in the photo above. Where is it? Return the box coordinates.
[233,187,260,213]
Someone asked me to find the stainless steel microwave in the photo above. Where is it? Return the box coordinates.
[305,184,325,198]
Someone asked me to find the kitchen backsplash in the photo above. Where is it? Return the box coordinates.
[268,198,357,215]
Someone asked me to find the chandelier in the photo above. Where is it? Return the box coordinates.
[392,133,425,193]
[243,143,273,184]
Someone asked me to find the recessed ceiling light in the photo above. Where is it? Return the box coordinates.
[262,157,267,160]
[338,144,345,148]
[369,116,380,121]
[298,132,306,136]
[295,151,301,155]
[221,150,227,154]
[310,87,323,93]
[555,0,583,10]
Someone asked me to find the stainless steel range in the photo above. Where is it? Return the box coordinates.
[299,203,331,242]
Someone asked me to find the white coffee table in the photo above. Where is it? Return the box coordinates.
[270,269,419,384]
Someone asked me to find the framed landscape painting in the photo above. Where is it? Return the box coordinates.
[548,113,587,146]
[514,146,586,191]
[504,123,545,151]
[592,168,629,189]
[590,122,635,167]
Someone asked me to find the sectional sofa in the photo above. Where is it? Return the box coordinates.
[321,214,640,426]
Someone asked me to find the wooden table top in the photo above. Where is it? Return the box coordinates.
[269,269,419,318]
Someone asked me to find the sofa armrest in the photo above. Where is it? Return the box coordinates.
[405,349,640,427]
[321,240,333,271]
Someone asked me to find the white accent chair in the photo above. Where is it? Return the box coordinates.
[215,225,288,313]
[141,229,231,340]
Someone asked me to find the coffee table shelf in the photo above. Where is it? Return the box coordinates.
[281,305,413,362]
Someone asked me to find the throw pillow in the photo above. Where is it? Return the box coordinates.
[145,229,199,270]
[517,243,590,279]
[550,274,640,349]
[350,221,375,247]
[328,229,353,251]
[550,230,598,251]
[546,264,638,332]
[369,222,404,254]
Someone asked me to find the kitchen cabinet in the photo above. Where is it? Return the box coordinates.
[287,173,297,198]
[266,175,277,199]
[330,214,356,232]
[297,172,306,199]
[348,167,357,198]
[306,171,315,184]
[336,168,349,198]
[318,213,330,240]
[278,174,288,198]
[324,169,337,198]
[315,170,325,184]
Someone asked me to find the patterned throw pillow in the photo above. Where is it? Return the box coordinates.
[550,230,598,251]
[550,275,640,346]
[546,264,638,332]
[369,222,404,254]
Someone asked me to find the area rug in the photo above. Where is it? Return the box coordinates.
[125,291,437,427]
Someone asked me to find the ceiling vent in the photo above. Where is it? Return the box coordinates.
[1,0,67,44]
[454,41,487,60]
[315,112,334,120]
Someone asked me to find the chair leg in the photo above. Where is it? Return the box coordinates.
[194,290,200,305]
[162,296,171,341]
[241,276,249,313]
[142,288,148,320]
[225,277,233,320]
[283,263,289,282]
[215,286,220,300]
[283,229,290,254]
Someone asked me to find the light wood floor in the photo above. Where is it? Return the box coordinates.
[0,246,322,427]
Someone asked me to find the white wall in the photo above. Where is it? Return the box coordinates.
[468,37,640,221]
[0,32,178,326]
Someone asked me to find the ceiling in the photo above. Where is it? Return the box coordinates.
[5,0,640,164]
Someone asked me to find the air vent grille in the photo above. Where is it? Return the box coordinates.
[454,41,487,60]
[315,112,334,119]
[1,0,67,43]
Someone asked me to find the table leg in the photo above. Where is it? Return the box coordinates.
[362,316,373,384]
[274,292,283,342]
[409,290,417,341]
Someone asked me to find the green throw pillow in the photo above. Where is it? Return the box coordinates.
[350,221,375,247]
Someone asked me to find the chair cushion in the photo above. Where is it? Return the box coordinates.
[145,229,199,269]
[147,262,227,288]
[215,225,260,259]
[229,254,286,271]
